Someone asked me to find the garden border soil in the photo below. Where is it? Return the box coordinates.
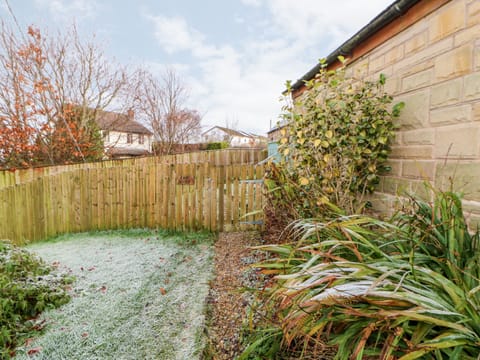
[203,231,336,360]
[203,232,268,359]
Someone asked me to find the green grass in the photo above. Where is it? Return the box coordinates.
[14,230,214,360]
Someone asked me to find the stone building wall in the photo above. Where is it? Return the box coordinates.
[342,0,480,221]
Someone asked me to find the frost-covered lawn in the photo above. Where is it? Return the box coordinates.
[15,230,214,360]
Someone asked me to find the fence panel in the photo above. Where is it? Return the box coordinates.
[0,148,267,189]
[0,155,266,244]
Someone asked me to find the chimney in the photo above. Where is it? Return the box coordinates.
[127,109,134,120]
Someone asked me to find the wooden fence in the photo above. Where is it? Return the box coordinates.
[0,148,267,189]
[0,160,265,245]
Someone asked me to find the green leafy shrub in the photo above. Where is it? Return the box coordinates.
[245,190,480,359]
[273,59,403,217]
[206,141,229,150]
[0,241,72,358]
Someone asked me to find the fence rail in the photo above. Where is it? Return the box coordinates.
[0,157,266,244]
[0,148,267,189]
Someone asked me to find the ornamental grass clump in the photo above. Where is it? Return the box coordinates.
[246,191,480,359]
[0,241,72,359]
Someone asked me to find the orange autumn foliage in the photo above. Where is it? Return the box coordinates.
[0,26,106,169]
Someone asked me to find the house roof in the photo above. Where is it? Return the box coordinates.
[267,124,287,135]
[289,0,421,93]
[95,110,153,135]
[202,126,262,139]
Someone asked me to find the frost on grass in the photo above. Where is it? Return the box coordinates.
[14,231,214,360]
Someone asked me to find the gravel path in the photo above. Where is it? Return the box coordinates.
[203,231,337,360]
[203,231,265,359]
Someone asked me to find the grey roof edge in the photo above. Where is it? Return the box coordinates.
[202,125,265,139]
[289,0,421,93]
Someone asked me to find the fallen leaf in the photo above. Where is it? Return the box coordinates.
[27,347,42,356]
[81,332,89,338]
[99,286,107,294]
[87,266,96,271]
[32,319,46,331]
[24,338,34,347]
[160,287,167,295]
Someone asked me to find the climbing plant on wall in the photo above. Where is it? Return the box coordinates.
[271,58,404,217]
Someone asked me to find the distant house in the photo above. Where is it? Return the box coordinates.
[96,109,153,158]
[202,126,266,148]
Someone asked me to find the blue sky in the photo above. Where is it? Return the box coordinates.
[2,0,393,135]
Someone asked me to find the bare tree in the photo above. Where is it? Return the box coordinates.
[133,68,202,155]
[221,115,240,144]
[0,23,132,167]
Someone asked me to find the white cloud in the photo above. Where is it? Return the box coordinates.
[147,12,305,134]
[148,14,235,59]
[240,0,262,7]
[34,0,97,20]
[148,15,201,54]
[147,0,393,135]
[264,0,393,50]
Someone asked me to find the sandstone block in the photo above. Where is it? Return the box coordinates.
[349,58,369,79]
[397,178,414,195]
[467,214,480,232]
[392,131,402,146]
[462,200,480,215]
[394,90,430,129]
[454,24,480,46]
[394,39,450,77]
[390,145,433,159]
[434,45,473,80]
[477,46,480,71]
[402,160,436,180]
[384,44,405,65]
[410,180,435,201]
[385,159,402,176]
[405,32,427,54]
[384,76,400,95]
[369,55,385,74]
[474,102,480,121]
[364,192,397,217]
[430,105,472,126]
[429,1,466,43]
[381,177,412,195]
[430,78,463,107]
[402,129,435,145]
[434,124,479,158]
[467,0,480,26]
[464,72,480,99]
[381,176,397,194]
[402,69,433,91]
[435,162,480,201]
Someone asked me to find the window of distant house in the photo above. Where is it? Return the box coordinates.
[103,131,109,142]
[127,133,133,144]
[139,134,145,144]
